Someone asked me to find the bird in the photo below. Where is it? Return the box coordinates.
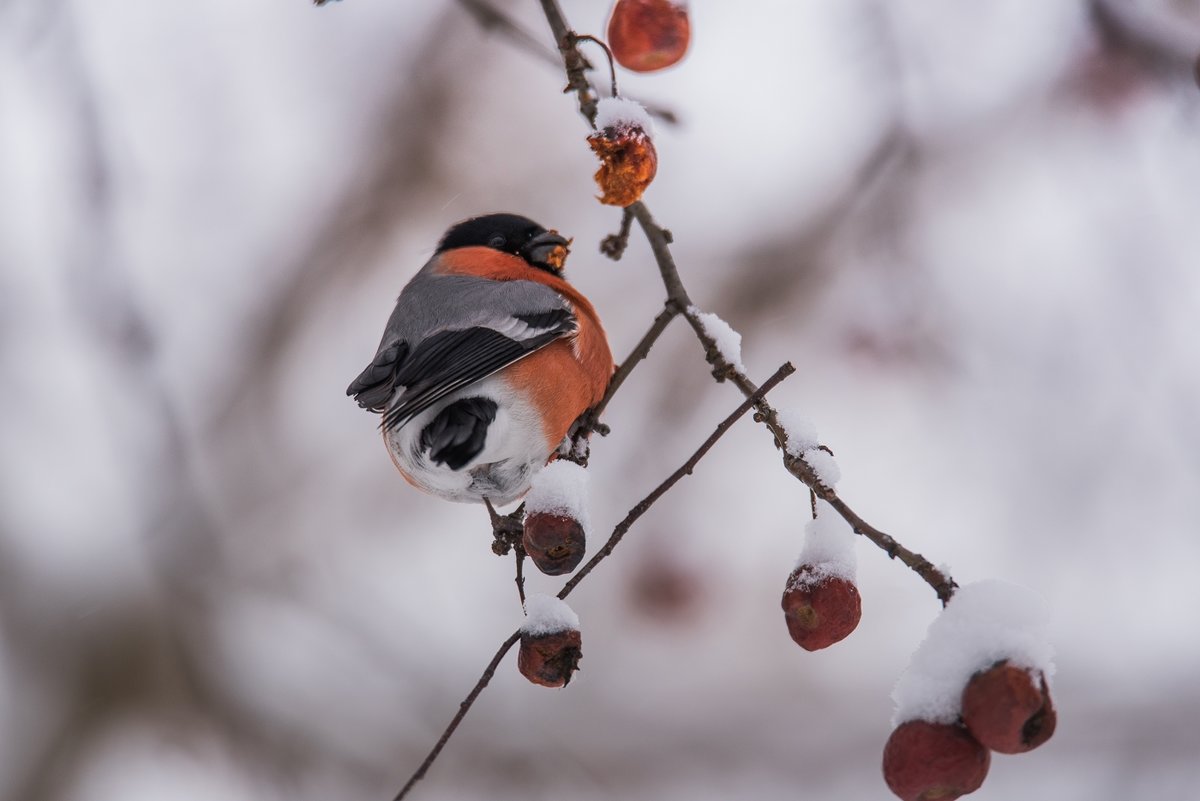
[347,213,613,506]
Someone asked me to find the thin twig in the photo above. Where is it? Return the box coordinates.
[569,302,679,457]
[486,499,525,556]
[514,549,527,606]
[538,0,599,126]
[629,203,691,307]
[392,631,522,801]
[572,33,618,98]
[591,303,679,422]
[484,498,501,528]
[600,206,635,261]
[560,362,795,599]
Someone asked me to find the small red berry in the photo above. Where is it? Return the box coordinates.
[882,720,990,801]
[607,0,691,73]
[962,661,1056,754]
[523,512,586,576]
[517,628,583,688]
[781,566,861,651]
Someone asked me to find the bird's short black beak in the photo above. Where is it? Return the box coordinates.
[521,230,572,273]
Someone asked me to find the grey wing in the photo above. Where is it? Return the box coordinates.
[346,274,576,428]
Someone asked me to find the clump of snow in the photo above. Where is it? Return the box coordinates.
[803,448,841,488]
[790,501,857,586]
[689,307,745,372]
[776,407,819,457]
[777,408,839,487]
[525,460,590,532]
[892,580,1056,726]
[595,96,655,139]
[521,593,580,636]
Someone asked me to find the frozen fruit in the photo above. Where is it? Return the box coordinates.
[587,121,657,207]
[781,566,861,651]
[518,628,583,688]
[962,661,1056,754]
[523,512,586,576]
[607,0,690,73]
[882,720,990,801]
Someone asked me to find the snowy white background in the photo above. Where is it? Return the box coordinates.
[2,1,1199,799]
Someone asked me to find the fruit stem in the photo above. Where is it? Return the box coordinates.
[571,33,619,99]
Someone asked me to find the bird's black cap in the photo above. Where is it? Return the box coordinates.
[437,213,570,273]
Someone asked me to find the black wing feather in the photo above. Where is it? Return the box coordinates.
[347,341,409,412]
[380,323,569,432]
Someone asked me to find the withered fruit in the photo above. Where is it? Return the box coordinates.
[882,720,990,801]
[523,512,586,576]
[518,628,583,688]
[781,566,862,651]
[961,660,1056,754]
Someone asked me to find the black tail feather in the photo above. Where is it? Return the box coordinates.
[419,397,498,470]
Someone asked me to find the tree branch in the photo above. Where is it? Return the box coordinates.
[538,0,599,125]
[514,548,527,606]
[600,206,635,260]
[588,303,679,424]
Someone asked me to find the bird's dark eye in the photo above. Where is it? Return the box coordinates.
[488,234,506,249]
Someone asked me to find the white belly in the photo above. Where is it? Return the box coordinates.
[382,374,552,505]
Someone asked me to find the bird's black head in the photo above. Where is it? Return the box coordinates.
[436,213,571,274]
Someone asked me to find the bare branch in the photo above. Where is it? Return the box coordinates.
[538,0,599,125]
[588,303,679,424]
[572,33,619,98]
[514,548,527,606]
[628,203,691,307]
[485,499,525,557]
[600,206,635,261]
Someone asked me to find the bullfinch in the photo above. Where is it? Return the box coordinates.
[347,213,614,505]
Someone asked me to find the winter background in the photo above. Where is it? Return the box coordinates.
[2,1,1199,799]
